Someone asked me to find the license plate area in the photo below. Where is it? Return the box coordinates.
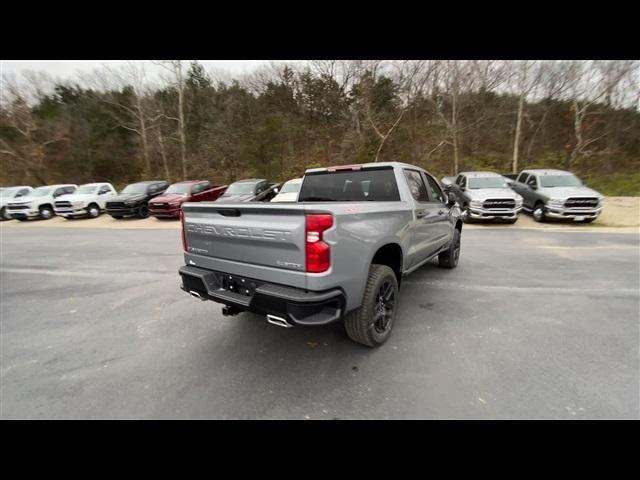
[574,216,585,221]
[220,273,257,297]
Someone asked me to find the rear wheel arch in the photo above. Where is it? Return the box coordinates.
[370,243,403,288]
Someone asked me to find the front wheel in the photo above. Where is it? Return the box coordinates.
[344,264,398,348]
[439,228,461,268]
[87,204,101,218]
[532,204,546,222]
[39,206,53,220]
[0,207,9,220]
[138,205,149,218]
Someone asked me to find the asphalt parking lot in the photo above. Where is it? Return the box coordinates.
[1,226,638,419]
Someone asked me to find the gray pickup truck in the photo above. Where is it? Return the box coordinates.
[442,171,523,223]
[510,169,604,223]
[178,162,462,347]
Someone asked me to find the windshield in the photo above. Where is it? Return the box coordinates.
[299,168,400,202]
[468,177,508,189]
[279,181,301,194]
[122,184,148,194]
[165,184,193,195]
[75,185,100,194]
[223,182,258,196]
[540,174,582,188]
[31,187,52,197]
[0,188,18,197]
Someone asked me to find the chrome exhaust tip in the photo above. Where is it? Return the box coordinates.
[189,290,206,301]
[266,314,293,328]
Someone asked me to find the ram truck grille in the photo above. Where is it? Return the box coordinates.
[106,202,125,209]
[564,197,598,208]
[483,198,516,210]
[55,201,72,208]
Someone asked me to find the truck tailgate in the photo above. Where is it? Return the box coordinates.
[182,202,308,275]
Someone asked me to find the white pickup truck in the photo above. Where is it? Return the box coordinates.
[54,182,118,219]
[0,186,34,220]
[7,184,77,220]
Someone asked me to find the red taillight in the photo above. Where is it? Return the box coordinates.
[180,209,187,252]
[305,214,333,273]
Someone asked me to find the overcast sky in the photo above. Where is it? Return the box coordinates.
[0,60,275,83]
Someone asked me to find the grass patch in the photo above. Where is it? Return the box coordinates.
[583,172,640,197]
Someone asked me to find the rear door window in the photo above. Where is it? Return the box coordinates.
[299,168,400,202]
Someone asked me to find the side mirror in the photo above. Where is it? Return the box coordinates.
[273,188,279,194]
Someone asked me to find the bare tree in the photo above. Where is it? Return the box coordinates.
[508,61,542,173]
[0,74,69,184]
[564,60,634,168]
[156,61,188,180]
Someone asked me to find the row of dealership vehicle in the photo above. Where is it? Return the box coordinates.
[441,169,604,223]
[0,178,296,221]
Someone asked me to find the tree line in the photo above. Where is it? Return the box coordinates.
[1,60,638,191]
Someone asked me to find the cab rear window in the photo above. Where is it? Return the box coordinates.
[299,168,400,202]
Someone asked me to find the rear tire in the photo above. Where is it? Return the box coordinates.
[344,264,398,348]
[439,228,461,269]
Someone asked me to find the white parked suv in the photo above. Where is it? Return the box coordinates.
[7,184,77,221]
[0,186,34,220]
[54,182,117,219]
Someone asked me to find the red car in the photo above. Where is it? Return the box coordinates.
[149,181,227,219]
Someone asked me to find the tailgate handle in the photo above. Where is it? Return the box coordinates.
[217,208,241,217]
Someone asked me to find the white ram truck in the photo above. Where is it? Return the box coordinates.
[54,182,118,219]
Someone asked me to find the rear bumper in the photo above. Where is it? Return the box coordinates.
[179,265,345,326]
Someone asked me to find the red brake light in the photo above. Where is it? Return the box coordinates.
[180,209,187,252]
[305,214,333,273]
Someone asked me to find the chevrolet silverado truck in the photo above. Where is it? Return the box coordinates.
[510,169,604,223]
[106,180,169,219]
[7,184,77,220]
[179,162,462,347]
[54,182,117,219]
[442,171,523,223]
[0,186,33,220]
[149,180,227,219]
[215,179,281,203]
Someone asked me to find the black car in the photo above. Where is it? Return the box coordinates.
[106,181,169,219]
[215,179,281,203]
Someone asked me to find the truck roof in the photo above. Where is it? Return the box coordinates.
[128,180,167,185]
[79,182,112,187]
[305,161,422,174]
[170,180,207,185]
[458,171,503,178]
[231,178,266,184]
[522,169,572,175]
[35,184,77,188]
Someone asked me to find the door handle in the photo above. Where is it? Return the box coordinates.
[416,210,426,219]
